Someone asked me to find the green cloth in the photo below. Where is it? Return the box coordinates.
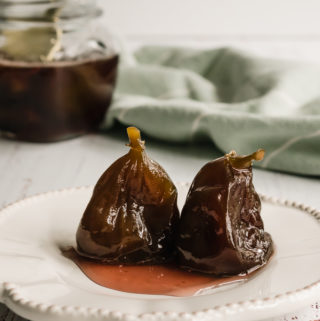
[105,46,320,176]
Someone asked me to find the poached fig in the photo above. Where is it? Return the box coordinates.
[176,150,273,275]
[76,127,179,264]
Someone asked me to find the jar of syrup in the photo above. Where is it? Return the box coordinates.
[0,0,119,142]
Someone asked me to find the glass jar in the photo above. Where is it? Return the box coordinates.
[0,0,119,142]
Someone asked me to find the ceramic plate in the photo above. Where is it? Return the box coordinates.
[0,184,320,321]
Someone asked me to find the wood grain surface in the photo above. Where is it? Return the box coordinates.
[0,129,319,321]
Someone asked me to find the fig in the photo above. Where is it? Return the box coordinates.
[76,127,179,264]
[176,149,273,275]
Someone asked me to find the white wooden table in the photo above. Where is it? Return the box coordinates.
[0,129,319,321]
[1,1,320,319]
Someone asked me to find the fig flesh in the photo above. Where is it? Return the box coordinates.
[176,150,273,275]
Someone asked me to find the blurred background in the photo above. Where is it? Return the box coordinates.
[101,0,320,61]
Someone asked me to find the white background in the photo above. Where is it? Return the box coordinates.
[100,0,320,37]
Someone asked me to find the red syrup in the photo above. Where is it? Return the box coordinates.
[62,248,269,297]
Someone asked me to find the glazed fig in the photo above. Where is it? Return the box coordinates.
[76,127,179,264]
[176,150,273,276]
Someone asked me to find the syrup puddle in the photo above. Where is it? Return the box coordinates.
[62,248,269,297]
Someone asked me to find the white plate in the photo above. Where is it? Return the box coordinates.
[0,183,320,321]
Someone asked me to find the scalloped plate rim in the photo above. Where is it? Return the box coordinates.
[0,184,319,321]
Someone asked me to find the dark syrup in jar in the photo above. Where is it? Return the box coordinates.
[62,248,269,297]
[0,55,118,142]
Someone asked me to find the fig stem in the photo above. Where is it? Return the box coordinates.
[127,127,145,150]
[227,149,265,169]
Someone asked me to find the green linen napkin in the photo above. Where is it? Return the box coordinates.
[105,46,320,176]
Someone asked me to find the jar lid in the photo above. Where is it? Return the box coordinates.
[0,0,106,62]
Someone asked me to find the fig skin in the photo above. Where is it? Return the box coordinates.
[76,127,179,264]
[176,150,273,276]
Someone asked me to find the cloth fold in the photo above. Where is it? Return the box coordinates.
[105,46,320,176]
